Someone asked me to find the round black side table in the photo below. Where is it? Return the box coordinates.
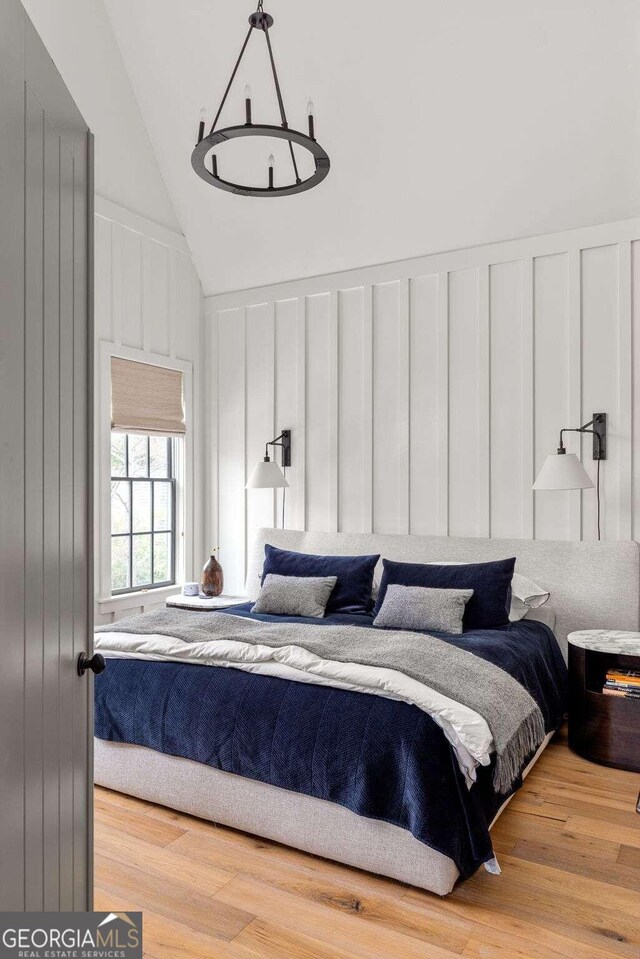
[568,630,640,773]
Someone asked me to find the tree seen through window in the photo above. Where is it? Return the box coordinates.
[111,432,176,593]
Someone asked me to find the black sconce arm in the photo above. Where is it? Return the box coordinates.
[264,429,292,467]
[557,413,606,460]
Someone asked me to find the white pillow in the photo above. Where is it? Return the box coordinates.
[425,562,549,623]
[509,572,550,622]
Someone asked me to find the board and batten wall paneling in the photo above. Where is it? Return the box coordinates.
[448,267,483,538]
[204,218,640,595]
[338,286,368,534]
[409,274,441,536]
[490,259,526,539]
[246,302,276,547]
[372,280,410,535]
[305,292,335,533]
[275,298,303,530]
[93,197,203,624]
[533,253,570,540]
[217,308,246,594]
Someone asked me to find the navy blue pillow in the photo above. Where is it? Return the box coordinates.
[373,557,516,629]
[261,544,380,615]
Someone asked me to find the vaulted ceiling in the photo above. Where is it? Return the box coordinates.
[103,0,640,295]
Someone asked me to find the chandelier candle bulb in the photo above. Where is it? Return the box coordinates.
[268,153,274,189]
[245,84,252,124]
[197,106,206,144]
[307,99,315,139]
[211,153,218,177]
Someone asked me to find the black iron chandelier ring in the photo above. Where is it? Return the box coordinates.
[191,124,330,198]
[192,4,330,198]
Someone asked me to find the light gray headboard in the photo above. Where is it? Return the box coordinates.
[246,529,640,657]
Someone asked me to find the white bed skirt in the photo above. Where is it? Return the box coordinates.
[94,732,553,897]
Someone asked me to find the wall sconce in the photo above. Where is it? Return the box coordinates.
[533,413,607,539]
[246,430,291,528]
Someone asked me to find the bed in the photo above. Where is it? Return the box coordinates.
[93,529,639,896]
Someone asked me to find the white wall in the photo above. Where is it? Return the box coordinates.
[94,198,203,624]
[204,218,639,595]
[22,0,180,232]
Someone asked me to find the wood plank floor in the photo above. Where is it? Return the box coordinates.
[94,728,640,959]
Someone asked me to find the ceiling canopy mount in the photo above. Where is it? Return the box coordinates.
[192,1,330,198]
[248,10,273,30]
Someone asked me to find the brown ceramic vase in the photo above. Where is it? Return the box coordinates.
[201,551,224,597]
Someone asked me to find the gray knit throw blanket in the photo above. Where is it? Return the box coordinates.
[97,609,546,794]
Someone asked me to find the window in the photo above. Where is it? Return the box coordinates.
[110,432,176,593]
[99,345,192,612]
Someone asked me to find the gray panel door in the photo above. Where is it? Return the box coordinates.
[0,0,93,911]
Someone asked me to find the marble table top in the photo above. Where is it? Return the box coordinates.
[568,630,640,655]
[166,593,249,610]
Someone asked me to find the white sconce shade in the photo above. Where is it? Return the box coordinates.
[533,453,594,491]
[246,459,289,489]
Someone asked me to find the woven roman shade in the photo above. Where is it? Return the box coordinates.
[111,357,186,436]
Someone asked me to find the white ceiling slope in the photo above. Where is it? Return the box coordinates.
[22,0,180,232]
[103,0,640,295]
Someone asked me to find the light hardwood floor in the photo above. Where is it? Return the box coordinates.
[94,728,640,959]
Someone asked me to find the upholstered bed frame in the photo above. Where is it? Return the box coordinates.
[95,530,639,895]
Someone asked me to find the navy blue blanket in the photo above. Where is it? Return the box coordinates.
[95,609,567,879]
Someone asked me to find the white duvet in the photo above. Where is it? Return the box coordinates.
[94,622,495,786]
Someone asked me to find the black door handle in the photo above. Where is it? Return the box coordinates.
[77,652,106,677]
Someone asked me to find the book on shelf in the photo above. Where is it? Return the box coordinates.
[606,668,640,684]
[602,686,640,698]
[599,668,640,698]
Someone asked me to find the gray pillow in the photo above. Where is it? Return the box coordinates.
[251,573,338,618]
[373,584,474,635]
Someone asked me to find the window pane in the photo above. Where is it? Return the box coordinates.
[111,537,130,591]
[111,481,130,534]
[150,437,169,478]
[128,435,148,477]
[132,534,152,588]
[132,482,152,532]
[111,432,126,477]
[153,482,171,531]
[153,533,171,583]
[111,433,176,593]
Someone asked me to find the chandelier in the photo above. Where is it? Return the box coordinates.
[192,1,330,198]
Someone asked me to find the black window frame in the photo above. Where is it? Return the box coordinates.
[110,433,177,595]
